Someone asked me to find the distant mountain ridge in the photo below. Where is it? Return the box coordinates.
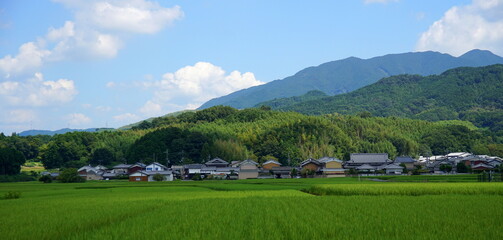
[199,49,503,110]
[19,128,114,136]
[261,64,503,131]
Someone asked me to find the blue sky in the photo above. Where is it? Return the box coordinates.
[1,0,502,134]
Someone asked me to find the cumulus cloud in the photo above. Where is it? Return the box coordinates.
[0,0,183,77]
[416,0,503,56]
[139,100,163,117]
[113,113,140,123]
[66,113,92,126]
[0,72,77,106]
[138,62,264,114]
[0,42,50,77]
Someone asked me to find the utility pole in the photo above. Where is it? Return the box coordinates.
[164,149,170,167]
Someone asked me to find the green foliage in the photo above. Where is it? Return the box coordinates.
[456,162,469,173]
[152,173,165,182]
[90,148,115,166]
[3,191,21,200]
[191,173,203,181]
[439,164,453,173]
[264,65,503,133]
[39,174,53,183]
[0,147,26,175]
[59,168,85,183]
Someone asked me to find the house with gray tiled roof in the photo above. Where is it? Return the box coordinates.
[344,153,391,169]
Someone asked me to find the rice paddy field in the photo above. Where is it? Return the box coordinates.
[1,177,502,240]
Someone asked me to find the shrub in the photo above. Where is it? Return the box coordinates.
[152,173,165,182]
[3,191,21,199]
[59,168,85,183]
[39,175,53,183]
[192,173,203,181]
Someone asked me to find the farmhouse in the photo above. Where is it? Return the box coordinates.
[237,159,259,179]
[300,158,322,172]
[112,163,132,174]
[78,165,104,180]
[318,157,345,177]
[146,162,168,171]
[262,160,281,170]
[394,156,415,170]
[344,153,391,169]
[382,163,404,175]
[205,158,229,167]
[129,170,173,182]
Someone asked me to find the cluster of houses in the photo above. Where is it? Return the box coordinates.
[53,152,502,182]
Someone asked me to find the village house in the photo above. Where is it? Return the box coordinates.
[237,159,259,179]
[129,170,173,182]
[318,157,345,177]
[262,160,282,170]
[344,153,392,170]
[145,162,168,171]
[381,163,404,175]
[394,156,415,170]
[78,165,104,180]
[112,163,132,174]
[300,158,322,172]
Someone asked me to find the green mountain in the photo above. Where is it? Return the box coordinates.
[199,49,503,110]
[263,64,503,132]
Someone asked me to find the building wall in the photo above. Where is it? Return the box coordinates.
[263,163,280,170]
[129,176,148,182]
[240,164,258,170]
[325,162,342,169]
[239,170,258,180]
[302,163,319,171]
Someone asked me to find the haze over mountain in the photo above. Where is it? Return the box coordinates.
[199,50,503,110]
[259,64,503,132]
[18,128,114,137]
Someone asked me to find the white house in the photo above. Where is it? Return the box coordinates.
[145,162,168,171]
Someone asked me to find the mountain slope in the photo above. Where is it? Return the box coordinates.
[268,64,503,131]
[199,49,503,109]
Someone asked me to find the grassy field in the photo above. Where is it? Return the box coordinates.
[1,177,502,239]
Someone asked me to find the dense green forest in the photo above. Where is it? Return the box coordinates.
[258,65,503,134]
[1,106,502,172]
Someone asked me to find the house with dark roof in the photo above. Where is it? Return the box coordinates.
[112,163,133,174]
[300,158,322,172]
[382,163,404,175]
[344,153,391,169]
[205,158,229,167]
[394,156,416,170]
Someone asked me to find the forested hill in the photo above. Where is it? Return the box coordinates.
[199,49,503,110]
[4,105,500,171]
[262,64,503,132]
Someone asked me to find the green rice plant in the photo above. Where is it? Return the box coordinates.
[304,182,503,196]
[2,191,21,199]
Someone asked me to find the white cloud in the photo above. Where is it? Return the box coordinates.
[113,113,140,122]
[364,0,399,4]
[66,113,91,126]
[139,100,163,117]
[416,0,503,56]
[0,42,50,77]
[139,62,264,113]
[0,0,183,76]
[0,72,77,106]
